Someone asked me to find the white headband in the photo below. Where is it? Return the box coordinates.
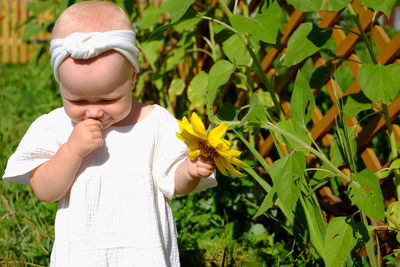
[50,30,140,83]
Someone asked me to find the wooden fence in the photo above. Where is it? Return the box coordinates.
[0,0,52,63]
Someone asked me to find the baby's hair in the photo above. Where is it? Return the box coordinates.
[52,1,133,39]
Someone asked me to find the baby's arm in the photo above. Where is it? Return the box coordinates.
[174,156,216,195]
[30,119,104,202]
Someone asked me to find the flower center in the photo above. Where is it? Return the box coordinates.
[199,141,219,158]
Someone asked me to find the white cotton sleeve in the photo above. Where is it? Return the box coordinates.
[2,114,60,185]
[152,106,217,200]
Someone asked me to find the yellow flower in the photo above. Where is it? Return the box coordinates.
[176,112,249,177]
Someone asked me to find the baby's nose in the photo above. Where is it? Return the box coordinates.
[86,106,104,119]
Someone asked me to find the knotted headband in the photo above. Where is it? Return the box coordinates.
[50,30,140,83]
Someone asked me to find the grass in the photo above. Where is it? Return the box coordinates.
[0,61,60,266]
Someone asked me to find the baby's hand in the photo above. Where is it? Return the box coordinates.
[66,119,104,158]
[187,156,216,179]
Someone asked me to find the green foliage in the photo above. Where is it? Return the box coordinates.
[1,62,59,265]
[324,216,368,267]
[361,0,397,17]
[230,1,282,44]
[283,23,332,67]
[1,0,400,265]
[358,63,400,104]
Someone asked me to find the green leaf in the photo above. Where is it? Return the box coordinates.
[343,92,372,117]
[348,168,385,220]
[240,93,269,129]
[283,23,332,67]
[276,119,312,152]
[207,60,235,106]
[310,62,334,89]
[222,34,251,66]
[376,159,400,179]
[163,0,195,22]
[166,47,185,71]
[146,9,197,41]
[253,189,277,219]
[361,0,397,17]
[291,70,316,126]
[286,0,321,11]
[286,0,351,11]
[330,140,344,166]
[168,79,185,100]
[141,40,163,66]
[230,1,282,44]
[335,125,357,165]
[299,195,326,259]
[359,63,400,104]
[386,201,400,230]
[188,71,208,111]
[321,0,352,11]
[256,91,276,108]
[217,103,236,121]
[140,6,163,29]
[174,17,202,32]
[269,151,305,213]
[324,217,358,267]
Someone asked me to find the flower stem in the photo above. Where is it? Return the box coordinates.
[217,0,285,122]
[262,122,353,184]
[347,3,400,199]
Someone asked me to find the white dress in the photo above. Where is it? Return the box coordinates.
[2,105,217,267]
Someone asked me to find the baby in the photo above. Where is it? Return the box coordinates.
[2,1,217,266]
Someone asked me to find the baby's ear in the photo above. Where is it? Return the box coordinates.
[130,69,137,86]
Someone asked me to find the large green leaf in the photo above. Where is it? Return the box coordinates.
[230,1,281,44]
[222,34,251,66]
[343,92,372,117]
[141,40,164,66]
[283,23,332,67]
[168,79,185,100]
[286,0,351,11]
[253,188,276,219]
[348,168,385,220]
[268,151,305,213]
[207,60,235,106]
[386,201,400,230]
[188,71,208,111]
[140,6,163,29]
[291,70,315,126]
[361,0,397,17]
[358,63,400,104]
[163,0,195,22]
[324,217,358,267]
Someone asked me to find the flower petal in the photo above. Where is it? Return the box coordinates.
[190,113,207,137]
[214,156,228,176]
[222,158,247,177]
[209,123,228,139]
[231,157,250,168]
[189,150,202,160]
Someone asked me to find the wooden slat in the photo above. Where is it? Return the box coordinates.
[357,95,400,151]
[371,25,391,51]
[377,32,400,64]
[2,0,10,63]
[11,0,18,63]
[20,0,28,63]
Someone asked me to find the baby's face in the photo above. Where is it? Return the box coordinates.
[58,51,136,129]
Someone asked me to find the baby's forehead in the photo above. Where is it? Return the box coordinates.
[52,2,132,39]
